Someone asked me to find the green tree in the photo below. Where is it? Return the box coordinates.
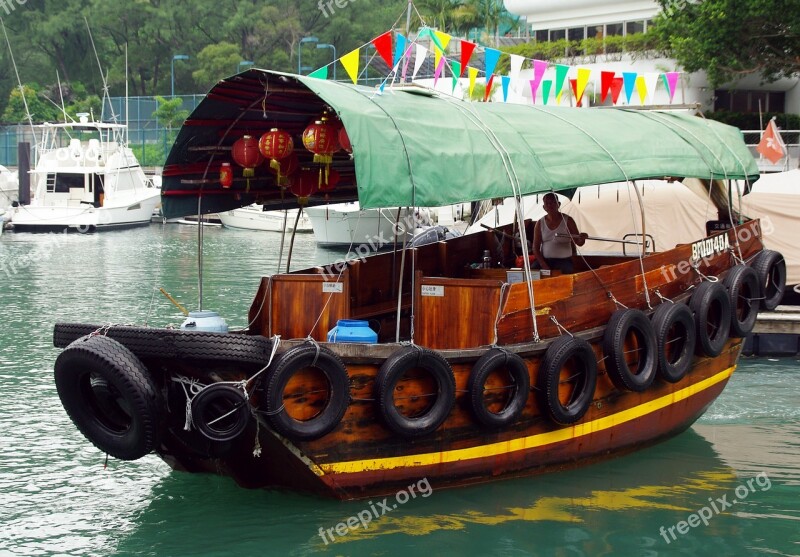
[152,95,189,131]
[192,42,242,91]
[1,84,61,124]
[652,0,800,86]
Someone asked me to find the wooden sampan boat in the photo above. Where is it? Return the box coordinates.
[52,70,785,499]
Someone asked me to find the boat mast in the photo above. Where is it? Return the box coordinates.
[1,18,37,147]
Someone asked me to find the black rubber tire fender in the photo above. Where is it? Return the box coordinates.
[650,302,696,383]
[751,249,786,311]
[375,346,456,438]
[467,349,530,428]
[53,323,272,365]
[191,384,250,442]
[262,344,350,441]
[723,264,760,337]
[536,335,597,425]
[689,281,732,357]
[54,335,163,460]
[602,309,658,392]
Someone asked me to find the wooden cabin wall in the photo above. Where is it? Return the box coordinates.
[413,274,503,349]
[266,272,350,340]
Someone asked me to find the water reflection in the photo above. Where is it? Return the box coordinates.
[112,427,788,557]
[2,225,798,557]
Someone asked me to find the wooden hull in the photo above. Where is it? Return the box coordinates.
[52,221,770,499]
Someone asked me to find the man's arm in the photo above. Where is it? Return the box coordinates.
[566,216,588,247]
[532,220,549,270]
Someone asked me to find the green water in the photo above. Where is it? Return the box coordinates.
[1,225,798,557]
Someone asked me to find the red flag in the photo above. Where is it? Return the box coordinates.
[600,71,615,103]
[371,31,393,68]
[484,75,495,102]
[459,40,476,77]
[610,77,624,105]
[568,78,583,107]
[756,120,787,164]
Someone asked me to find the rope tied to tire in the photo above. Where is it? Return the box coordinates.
[171,375,205,431]
[607,292,628,309]
[549,315,574,337]
[654,289,673,304]
[691,262,718,283]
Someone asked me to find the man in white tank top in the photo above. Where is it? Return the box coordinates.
[532,193,587,274]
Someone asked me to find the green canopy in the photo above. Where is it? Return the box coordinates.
[160,70,759,218]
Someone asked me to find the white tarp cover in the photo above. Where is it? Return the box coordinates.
[559,181,714,255]
[741,170,800,285]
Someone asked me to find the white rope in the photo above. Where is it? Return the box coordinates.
[144,220,169,326]
[549,315,573,337]
[306,211,364,340]
[638,111,748,263]
[440,96,541,342]
[493,283,510,345]
[529,106,651,312]
[654,289,674,304]
[171,375,204,431]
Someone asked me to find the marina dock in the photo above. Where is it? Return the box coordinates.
[744,306,800,356]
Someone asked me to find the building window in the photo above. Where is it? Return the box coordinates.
[568,27,585,41]
[645,19,654,31]
[587,25,604,39]
[606,23,623,36]
[714,89,786,113]
[534,29,548,42]
[626,21,645,35]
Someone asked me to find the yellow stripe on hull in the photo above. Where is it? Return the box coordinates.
[319,366,735,475]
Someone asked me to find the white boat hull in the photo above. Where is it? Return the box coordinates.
[219,205,312,232]
[304,203,416,247]
[11,192,160,232]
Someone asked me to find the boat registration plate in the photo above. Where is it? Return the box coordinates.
[322,282,344,293]
[421,285,445,297]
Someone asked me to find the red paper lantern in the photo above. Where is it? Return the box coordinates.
[338,127,352,154]
[290,168,317,206]
[232,135,263,190]
[258,128,293,160]
[219,162,233,189]
[302,119,339,162]
[268,153,299,187]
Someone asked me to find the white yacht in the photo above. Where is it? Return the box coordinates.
[10,114,160,232]
[218,204,312,233]
[304,202,430,247]
[0,164,18,212]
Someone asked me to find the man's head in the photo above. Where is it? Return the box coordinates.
[542,192,560,212]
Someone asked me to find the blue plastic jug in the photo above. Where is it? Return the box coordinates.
[326,319,377,344]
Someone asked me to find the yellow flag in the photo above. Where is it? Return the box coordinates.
[340,48,360,85]
[434,30,451,51]
[576,68,591,104]
[468,67,478,98]
[434,45,443,71]
[636,75,648,105]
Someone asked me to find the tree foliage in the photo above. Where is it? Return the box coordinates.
[652,0,800,86]
[0,0,524,121]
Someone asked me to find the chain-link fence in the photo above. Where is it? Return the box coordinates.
[0,95,205,169]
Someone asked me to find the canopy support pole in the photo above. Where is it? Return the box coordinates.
[286,208,302,273]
